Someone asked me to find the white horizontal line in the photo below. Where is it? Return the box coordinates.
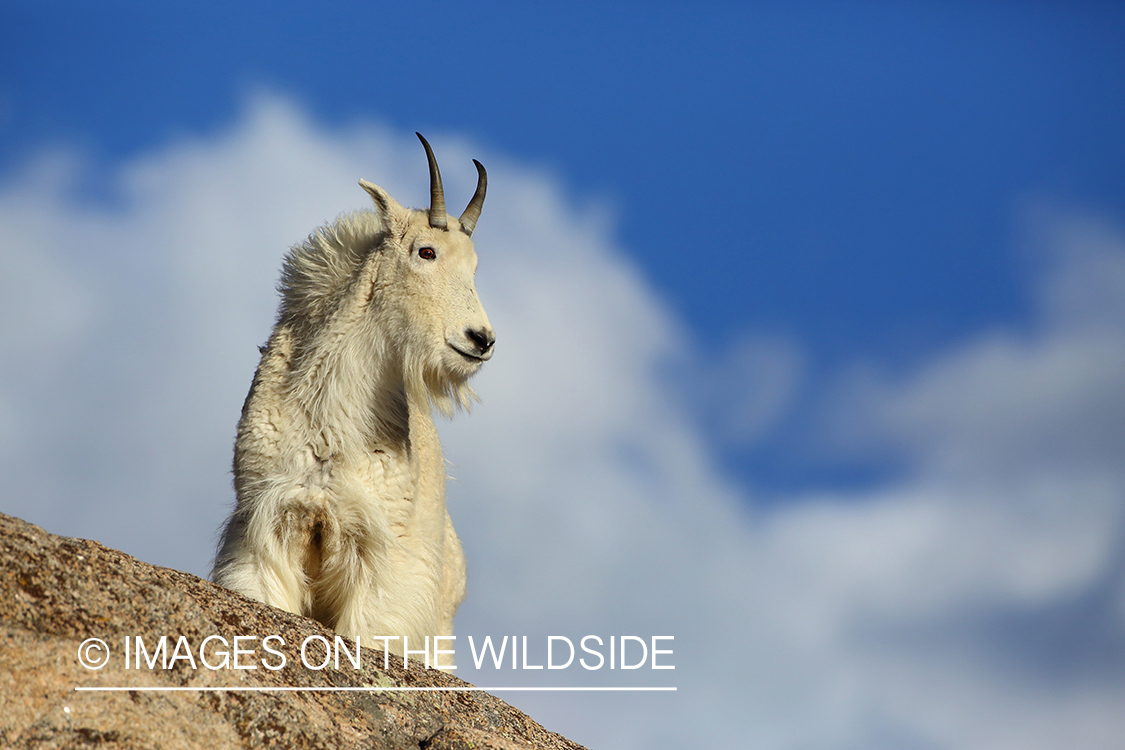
[74,686,676,692]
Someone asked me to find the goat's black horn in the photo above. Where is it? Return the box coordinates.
[459,160,487,237]
[416,133,447,230]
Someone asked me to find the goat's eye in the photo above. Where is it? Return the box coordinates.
[418,247,436,260]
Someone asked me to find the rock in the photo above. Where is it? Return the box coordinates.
[0,513,587,749]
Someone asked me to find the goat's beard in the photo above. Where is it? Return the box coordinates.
[403,341,479,418]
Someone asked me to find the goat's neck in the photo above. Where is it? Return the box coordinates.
[290,317,414,460]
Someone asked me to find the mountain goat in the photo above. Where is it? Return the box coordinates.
[212,134,494,661]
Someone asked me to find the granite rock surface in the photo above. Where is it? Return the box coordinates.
[0,513,587,750]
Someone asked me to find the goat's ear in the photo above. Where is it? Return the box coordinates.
[359,179,405,221]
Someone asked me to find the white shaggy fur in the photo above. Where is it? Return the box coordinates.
[212,140,493,659]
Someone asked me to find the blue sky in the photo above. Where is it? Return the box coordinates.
[2,3,1125,748]
[7,1,1123,494]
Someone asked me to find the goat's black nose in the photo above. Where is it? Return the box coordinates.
[466,328,495,355]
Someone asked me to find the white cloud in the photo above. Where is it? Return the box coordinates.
[0,93,1122,749]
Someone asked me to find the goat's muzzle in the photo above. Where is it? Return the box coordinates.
[467,327,495,358]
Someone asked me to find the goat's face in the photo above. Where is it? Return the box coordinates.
[386,211,494,386]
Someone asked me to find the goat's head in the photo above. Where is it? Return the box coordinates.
[358,134,495,407]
